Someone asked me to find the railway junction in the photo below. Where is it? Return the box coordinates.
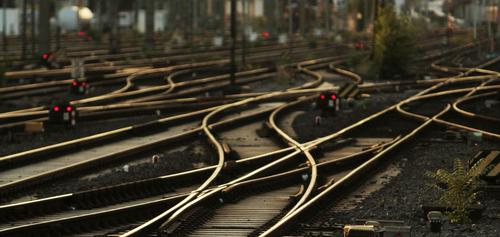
[0,1,499,237]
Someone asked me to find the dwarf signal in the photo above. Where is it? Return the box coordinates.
[49,103,78,126]
[317,91,340,117]
[70,80,89,95]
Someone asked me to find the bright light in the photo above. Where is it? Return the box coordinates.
[320,94,325,100]
[66,106,73,112]
[331,94,337,100]
[53,106,60,112]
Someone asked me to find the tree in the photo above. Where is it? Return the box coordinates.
[427,159,483,224]
[372,5,416,79]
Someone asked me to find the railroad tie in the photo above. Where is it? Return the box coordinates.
[471,150,499,178]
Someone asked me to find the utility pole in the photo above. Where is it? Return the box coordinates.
[242,0,248,67]
[145,0,155,52]
[30,0,35,56]
[325,0,331,36]
[497,0,500,50]
[21,0,27,60]
[371,0,379,59]
[473,0,478,41]
[193,0,198,39]
[2,0,7,52]
[299,0,306,36]
[133,0,139,32]
[227,0,238,93]
[488,0,493,52]
[107,0,119,54]
[38,0,50,56]
[288,0,293,52]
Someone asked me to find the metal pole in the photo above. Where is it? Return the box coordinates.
[325,0,331,36]
[37,0,51,55]
[474,0,478,41]
[288,0,293,52]
[371,0,379,59]
[145,0,155,51]
[2,0,7,51]
[229,0,237,87]
[21,0,27,60]
[30,0,35,56]
[242,0,247,67]
[497,0,500,49]
[488,0,493,52]
[193,0,198,38]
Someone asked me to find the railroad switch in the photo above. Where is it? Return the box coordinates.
[256,122,273,137]
[222,142,240,160]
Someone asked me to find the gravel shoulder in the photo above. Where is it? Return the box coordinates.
[291,91,500,237]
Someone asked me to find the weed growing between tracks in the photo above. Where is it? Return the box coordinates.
[291,127,499,237]
[427,159,483,224]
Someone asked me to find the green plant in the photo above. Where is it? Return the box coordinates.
[427,159,483,224]
[373,5,416,79]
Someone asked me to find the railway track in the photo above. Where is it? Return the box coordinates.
[0,50,390,235]
[257,55,500,237]
[0,32,498,237]
[0,43,348,128]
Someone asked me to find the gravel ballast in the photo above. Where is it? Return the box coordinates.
[290,92,500,237]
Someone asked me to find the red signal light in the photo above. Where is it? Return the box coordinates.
[72,81,78,86]
[53,106,60,112]
[320,94,325,100]
[331,94,337,100]
[262,31,270,38]
[42,53,49,59]
[66,106,73,112]
[78,31,85,36]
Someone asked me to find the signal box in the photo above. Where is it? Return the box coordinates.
[317,92,340,117]
[49,104,78,126]
[70,80,89,95]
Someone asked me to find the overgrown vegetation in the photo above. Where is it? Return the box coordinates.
[427,159,483,224]
[371,5,416,79]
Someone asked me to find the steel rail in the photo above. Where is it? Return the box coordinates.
[396,83,500,140]
[452,91,500,122]
[0,137,397,237]
[120,54,339,236]
[258,54,500,236]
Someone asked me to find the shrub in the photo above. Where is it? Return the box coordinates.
[372,5,416,79]
[427,159,483,224]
